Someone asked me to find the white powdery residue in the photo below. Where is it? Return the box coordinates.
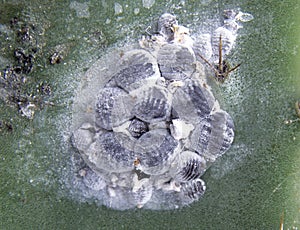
[114,2,123,15]
[142,0,155,9]
[134,8,140,15]
[235,12,254,22]
[200,0,212,4]
[20,102,36,119]
[70,1,90,18]
[116,16,124,22]
[210,144,252,179]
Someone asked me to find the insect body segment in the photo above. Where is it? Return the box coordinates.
[199,34,241,83]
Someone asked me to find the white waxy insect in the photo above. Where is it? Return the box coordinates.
[134,129,179,175]
[71,122,95,152]
[211,26,237,62]
[232,11,254,23]
[108,49,161,92]
[95,87,134,130]
[81,168,106,191]
[131,174,153,208]
[157,13,178,42]
[210,10,253,63]
[172,151,207,182]
[193,33,213,61]
[172,24,194,49]
[131,85,172,123]
[171,79,216,125]
[157,43,196,81]
[189,110,235,162]
[180,178,206,202]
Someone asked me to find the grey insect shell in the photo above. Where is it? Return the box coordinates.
[192,33,213,61]
[130,176,153,208]
[157,13,178,41]
[180,178,206,202]
[108,49,161,92]
[95,87,134,130]
[157,43,196,81]
[134,129,179,175]
[81,168,106,191]
[82,131,136,173]
[131,85,172,123]
[211,26,237,62]
[171,79,216,125]
[172,151,207,182]
[189,110,235,162]
[71,122,95,153]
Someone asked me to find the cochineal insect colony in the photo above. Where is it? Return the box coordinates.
[70,10,253,210]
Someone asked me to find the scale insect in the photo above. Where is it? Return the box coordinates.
[198,34,241,83]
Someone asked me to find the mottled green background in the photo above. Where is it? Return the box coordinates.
[0,0,299,229]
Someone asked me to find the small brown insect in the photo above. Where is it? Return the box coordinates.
[198,35,241,83]
[134,158,140,166]
[119,50,125,58]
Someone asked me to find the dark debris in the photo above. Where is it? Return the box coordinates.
[0,16,54,119]
[0,119,13,133]
[49,51,63,65]
[14,48,36,74]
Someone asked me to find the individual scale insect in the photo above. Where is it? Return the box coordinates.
[198,34,241,83]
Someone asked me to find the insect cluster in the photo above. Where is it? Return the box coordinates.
[71,11,252,210]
